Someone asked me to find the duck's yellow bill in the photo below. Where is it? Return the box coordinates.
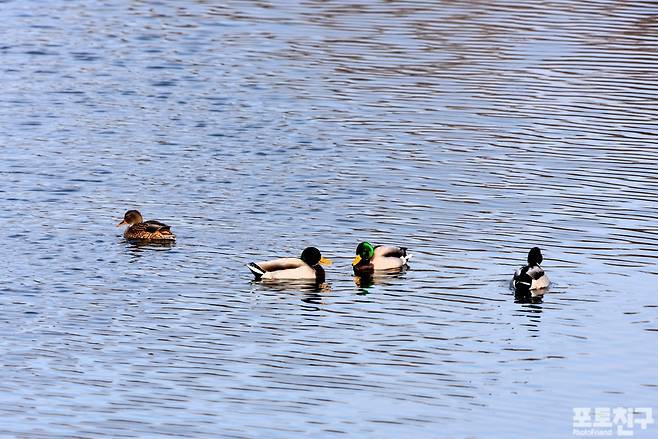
[116,220,127,227]
[319,257,333,266]
[352,255,362,266]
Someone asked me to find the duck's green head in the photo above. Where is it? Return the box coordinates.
[301,247,332,267]
[353,241,375,266]
[117,210,143,227]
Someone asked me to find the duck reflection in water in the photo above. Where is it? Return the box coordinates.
[124,239,175,262]
[252,279,332,305]
[353,269,409,294]
[514,287,546,304]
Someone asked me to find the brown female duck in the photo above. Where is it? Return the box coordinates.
[117,210,175,241]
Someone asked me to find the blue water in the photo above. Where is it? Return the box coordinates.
[1,1,657,437]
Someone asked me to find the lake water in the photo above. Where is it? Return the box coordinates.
[1,1,657,437]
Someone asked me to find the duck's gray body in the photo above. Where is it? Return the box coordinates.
[370,245,412,270]
[249,257,321,280]
[353,244,411,274]
[512,265,549,291]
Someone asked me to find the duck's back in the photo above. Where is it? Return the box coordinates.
[255,257,319,280]
[372,245,410,270]
[125,221,175,240]
[512,265,549,290]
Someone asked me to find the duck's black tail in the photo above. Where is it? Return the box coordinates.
[247,262,266,279]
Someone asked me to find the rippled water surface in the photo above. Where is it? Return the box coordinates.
[2,1,658,437]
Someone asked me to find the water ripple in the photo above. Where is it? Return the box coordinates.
[1,0,657,437]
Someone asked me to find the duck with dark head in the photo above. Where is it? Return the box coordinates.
[247,246,332,282]
[511,247,549,293]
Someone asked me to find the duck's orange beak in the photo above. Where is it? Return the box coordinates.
[319,257,332,266]
[352,255,362,266]
[116,219,127,227]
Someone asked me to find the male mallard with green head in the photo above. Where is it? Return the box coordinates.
[247,247,332,282]
[117,210,175,241]
[352,241,411,275]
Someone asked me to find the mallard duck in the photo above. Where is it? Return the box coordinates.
[511,247,549,291]
[117,210,175,241]
[352,241,411,274]
[247,247,332,282]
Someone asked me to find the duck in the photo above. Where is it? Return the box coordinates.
[116,210,176,241]
[352,241,411,275]
[511,247,549,292]
[247,247,332,282]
